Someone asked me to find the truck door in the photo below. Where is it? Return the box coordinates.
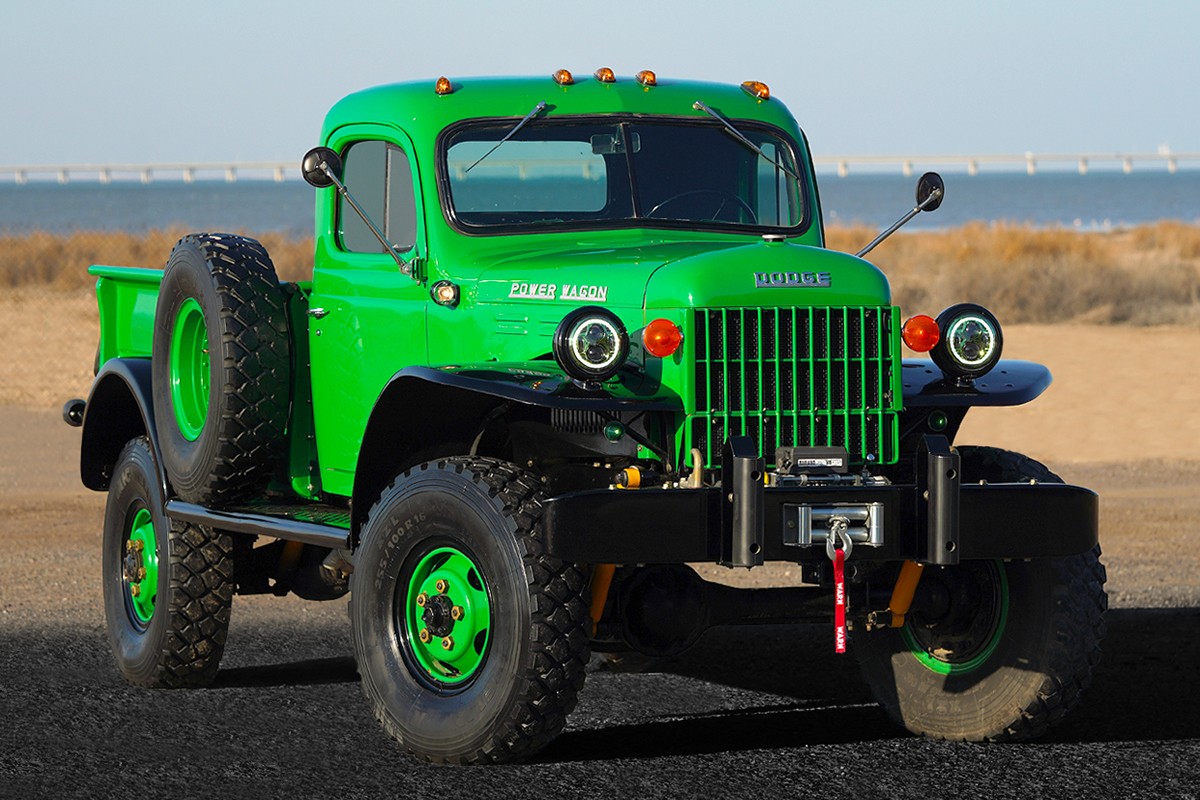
[307,124,427,498]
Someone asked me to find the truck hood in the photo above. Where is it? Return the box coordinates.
[473,236,890,310]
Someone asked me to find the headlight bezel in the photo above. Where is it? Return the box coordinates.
[552,306,630,386]
[930,303,1003,381]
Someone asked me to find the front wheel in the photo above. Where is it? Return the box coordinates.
[349,458,590,764]
[855,447,1107,741]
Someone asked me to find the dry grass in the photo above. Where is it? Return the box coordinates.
[826,221,1200,325]
[2,223,1199,324]
[0,229,314,288]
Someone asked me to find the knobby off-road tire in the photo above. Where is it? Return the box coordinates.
[855,446,1107,741]
[102,437,234,687]
[152,233,290,506]
[350,457,590,764]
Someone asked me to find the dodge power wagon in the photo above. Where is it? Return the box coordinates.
[67,69,1106,764]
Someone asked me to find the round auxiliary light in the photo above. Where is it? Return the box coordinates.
[642,318,683,358]
[902,314,940,353]
[553,307,630,384]
[931,303,1003,380]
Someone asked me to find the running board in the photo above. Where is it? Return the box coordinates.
[166,501,351,549]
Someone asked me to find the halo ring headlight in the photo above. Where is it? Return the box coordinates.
[930,303,1003,380]
[553,306,629,385]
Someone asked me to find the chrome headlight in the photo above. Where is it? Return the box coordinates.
[553,307,629,385]
[931,303,1003,381]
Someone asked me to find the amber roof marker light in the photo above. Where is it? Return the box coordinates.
[434,76,454,95]
[553,69,575,86]
[636,70,657,87]
[741,80,770,100]
[594,67,616,83]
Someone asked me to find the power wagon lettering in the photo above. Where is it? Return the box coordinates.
[509,282,610,302]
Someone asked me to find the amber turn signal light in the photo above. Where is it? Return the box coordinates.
[643,318,683,358]
[902,314,940,352]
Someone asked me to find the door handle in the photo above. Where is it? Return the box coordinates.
[307,307,329,319]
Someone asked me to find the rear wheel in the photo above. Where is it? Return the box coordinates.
[855,446,1107,741]
[103,437,234,687]
[152,233,290,505]
[350,457,590,764]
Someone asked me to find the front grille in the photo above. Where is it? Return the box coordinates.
[687,306,901,468]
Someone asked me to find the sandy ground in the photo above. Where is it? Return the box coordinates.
[3,324,1200,793]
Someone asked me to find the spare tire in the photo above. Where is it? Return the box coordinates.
[152,233,291,505]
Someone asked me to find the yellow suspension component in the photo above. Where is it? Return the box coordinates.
[618,466,641,489]
[888,560,925,628]
[589,563,617,637]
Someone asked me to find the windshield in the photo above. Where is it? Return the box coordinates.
[442,118,807,233]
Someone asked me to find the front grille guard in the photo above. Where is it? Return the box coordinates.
[685,306,902,470]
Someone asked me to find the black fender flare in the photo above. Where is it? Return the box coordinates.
[901,359,1052,407]
[80,358,167,496]
[350,365,680,536]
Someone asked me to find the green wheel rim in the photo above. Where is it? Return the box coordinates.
[170,297,209,442]
[124,508,159,624]
[404,547,491,684]
[902,562,1009,676]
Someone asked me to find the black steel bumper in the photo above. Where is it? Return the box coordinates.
[541,436,1099,566]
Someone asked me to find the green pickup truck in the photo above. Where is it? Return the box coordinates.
[67,69,1106,764]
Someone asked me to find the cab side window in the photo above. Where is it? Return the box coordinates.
[338,140,417,253]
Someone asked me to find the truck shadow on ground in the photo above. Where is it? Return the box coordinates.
[199,608,1200,759]
[542,607,1200,761]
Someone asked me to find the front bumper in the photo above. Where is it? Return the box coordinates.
[541,435,1099,566]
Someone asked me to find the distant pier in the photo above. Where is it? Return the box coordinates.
[1,152,1198,184]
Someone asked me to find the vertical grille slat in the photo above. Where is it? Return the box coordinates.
[687,306,899,468]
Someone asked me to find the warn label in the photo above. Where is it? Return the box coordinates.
[754,271,832,288]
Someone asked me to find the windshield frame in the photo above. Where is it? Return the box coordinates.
[435,113,813,238]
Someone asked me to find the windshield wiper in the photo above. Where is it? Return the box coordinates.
[463,100,548,174]
[692,100,803,183]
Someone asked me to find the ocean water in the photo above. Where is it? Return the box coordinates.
[1,170,1198,236]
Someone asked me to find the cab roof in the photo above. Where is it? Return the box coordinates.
[320,74,804,146]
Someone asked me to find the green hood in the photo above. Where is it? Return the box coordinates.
[473,237,890,312]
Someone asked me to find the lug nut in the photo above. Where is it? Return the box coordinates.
[441,636,454,650]
[137,567,146,580]
[418,628,431,644]
[130,585,141,597]
[133,540,144,552]
[415,592,428,608]
[451,606,464,621]
[435,579,449,594]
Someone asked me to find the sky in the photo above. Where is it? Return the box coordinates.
[4,0,1198,167]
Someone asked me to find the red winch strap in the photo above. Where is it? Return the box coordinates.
[834,547,847,654]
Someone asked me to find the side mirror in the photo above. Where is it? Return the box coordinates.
[302,147,342,188]
[855,171,947,258]
[916,171,945,212]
